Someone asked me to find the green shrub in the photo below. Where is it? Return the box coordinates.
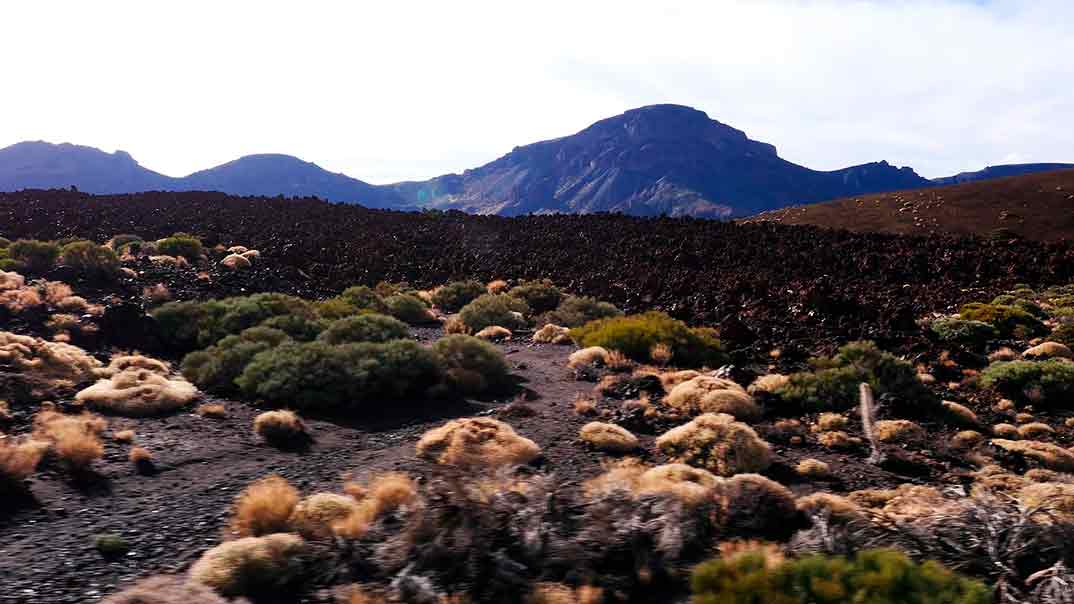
[94,533,130,556]
[314,297,362,320]
[317,314,410,345]
[508,279,563,314]
[150,301,206,349]
[774,341,931,411]
[107,234,143,252]
[182,327,291,393]
[385,293,434,324]
[1048,295,1074,308]
[258,314,327,341]
[59,241,119,278]
[1011,287,1036,298]
[929,318,997,346]
[459,294,530,332]
[236,339,443,411]
[958,303,1045,338]
[1049,323,1074,348]
[8,239,60,273]
[571,311,725,367]
[339,285,387,313]
[691,548,990,604]
[152,293,313,350]
[432,280,486,312]
[979,359,1074,406]
[432,334,511,395]
[541,295,622,327]
[156,234,203,261]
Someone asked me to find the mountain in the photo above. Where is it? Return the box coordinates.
[0,141,173,193]
[931,163,1074,186]
[391,104,930,217]
[745,168,1074,242]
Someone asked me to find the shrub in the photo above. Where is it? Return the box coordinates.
[432,280,486,312]
[797,458,831,479]
[431,334,511,395]
[156,235,203,261]
[930,318,998,346]
[76,367,199,416]
[332,473,420,539]
[0,331,101,399]
[32,409,107,470]
[774,341,931,412]
[188,533,306,597]
[508,279,563,313]
[655,412,772,476]
[474,325,512,340]
[416,417,541,467]
[691,547,991,604]
[339,285,387,313]
[196,403,228,418]
[991,439,1074,472]
[459,293,530,332]
[258,314,326,341]
[229,475,300,537]
[539,295,622,328]
[979,359,1074,406]
[289,492,360,539]
[253,410,308,446]
[385,293,434,324]
[102,575,230,604]
[8,239,60,273]
[534,323,571,344]
[153,293,313,350]
[720,474,799,539]
[0,437,49,490]
[875,419,926,445]
[959,302,1045,338]
[106,234,143,253]
[1050,323,1074,348]
[59,241,120,278]
[220,254,251,271]
[237,340,443,412]
[579,421,639,453]
[568,346,610,369]
[663,375,759,421]
[181,327,291,393]
[317,314,410,345]
[571,311,726,367]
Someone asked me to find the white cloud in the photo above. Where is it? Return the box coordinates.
[1,0,1071,181]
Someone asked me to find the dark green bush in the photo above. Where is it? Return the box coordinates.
[314,297,362,320]
[987,296,1045,318]
[691,548,990,604]
[156,234,203,261]
[432,334,511,395]
[459,294,530,332]
[539,295,622,327]
[774,341,932,411]
[8,239,60,273]
[59,241,119,278]
[929,318,997,346]
[385,294,434,324]
[979,359,1074,406]
[150,301,206,350]
[958,303,1045,338]
[432,280,486,312]
[508,279,563,314]
[107,234,143,252]
[152,293,313,350]
[317,314,410,345]
[339,285,388,313]
[182,327,291,393]
[236,339,443,411]
[571,311,726,367]
[258,314,327,341]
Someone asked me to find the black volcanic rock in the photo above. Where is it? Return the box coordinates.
[391,105,931,217]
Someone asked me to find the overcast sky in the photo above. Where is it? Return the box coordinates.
[2,0,1071,183]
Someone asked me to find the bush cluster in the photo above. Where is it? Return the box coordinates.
[774,341,931,411]
[979,359,1074,406]
[459,293,530,332]
[432,334,511,395]
[384,293,433,324]
[152,293,314,350]
[8,239,61,273]
[691,547,990,604]
[316,314,409,345]
[929,317,997,346]
[60,240,120,278]
[182,327,291,393]
[339,285,388,313]
[156,234,203,261]
[508,279,563,314]
[958,302,1045,338]
[571,311,725,367]
[432,280,486,312]
[538,295,622,328]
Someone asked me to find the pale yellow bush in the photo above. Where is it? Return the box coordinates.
[220,254,251,271]
[486,280,509,295]
[1019,422,1055,439]
[0,331,101,397]
[662,375,758,421]
[188,533,305,596]
[333,473,420,539]
[1023,342,1073,360]
[796,458,831,479]
[941,400,979,427]
[253,410,308,445]
[416,417,540,468]
[0,437,49,487]
[76,367,198,416]
[950,430,984,450]
[474,326,512,341]
[815,413,848,432]
[746,373,789,396]
[568,346,610,370]
[32,409,106,470]
[533,323,571,344]
[992,439,1074,472]
[818,431,862,449]
[655,413,772,476]
[579,422,639,453]
[875,419,926,445]
[290,492,360,539]
[993,423,1020,438]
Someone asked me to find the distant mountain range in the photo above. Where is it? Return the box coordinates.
[2,105,1071,217]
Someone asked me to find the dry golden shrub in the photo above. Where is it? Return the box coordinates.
[32,409,106,470]
[46,313,81,336]
[0,331,101,397]
[657,369,700,391]
[333,473,420,539]
[486,280,509,295]
[129,446,152,464]
[534,323,571,344]
[76,367,198,416]
[113,429,135,443]
[526,583,604,604]
[992,423,1020,438]
[188,533,305,596]
[96,355,171,377]
[655,413,772,476]
[991,439,1074,472]
[950,430,984,450]
[648,343,673,367]
[253,410,308,445]
[1023,342,1074,360]
[818,431,863,450]
[0,400,10,422]
[567,346,610,370]
[636,463,722,505]
[746,373,789,396]
[573,393,598,416]
[993,399,1016,414]
[1018,482,1074,520]
[415,417,540,468]
[796,458,831,479]
[1015,412,1036,424]
[1025,469,1074,483]
[874,420,926,445]
[941,400,979,427]
[0,437,49,487]
[220,254,252,271]
[102,575,231,604]
[662,375,759,421]
[578,422,639,453]
[1019,422,1055,439]
[815,412,849,432]
[717,540,786,569]
[443,314,471,335]
[229,475,301,538]
[970,465,1029,495]
[604,350,634,372]
[196,403,228,418]
[289,492,360,539]
[474,325,512,341]
[796,492,863,522]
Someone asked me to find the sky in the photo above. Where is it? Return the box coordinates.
[2,0,1072,183]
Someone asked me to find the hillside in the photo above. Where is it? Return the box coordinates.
[746,168,1074,242]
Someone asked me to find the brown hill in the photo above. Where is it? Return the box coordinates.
[745,168,1074,242]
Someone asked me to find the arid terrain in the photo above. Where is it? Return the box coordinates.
[3,189,1074,604]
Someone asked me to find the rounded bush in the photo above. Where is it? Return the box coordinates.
[339,285,387,313]
[318,314,410,345]
[432,334,511,395]
[959,302,1045,338]
[153,293,313,350]
[259,314,327,341]
[60,241,119,278]
[459,293,530,332]
[930,317,997,346]
[432,280,486,312]
[571,311,726,367]
[182,327,291,394]
[9,239,60,273]
[508,279,563,314]
[979,359,1074,406]
[156,235,203,261]
[384,293,434,324]
[539,295,622,328]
